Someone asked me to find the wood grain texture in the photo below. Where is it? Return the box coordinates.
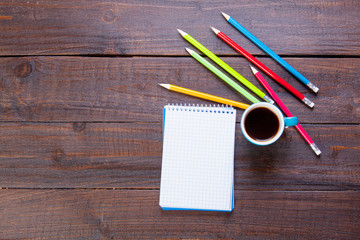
[0,57,359,123]
[0,122,359,190]
[0,189,359,239]
[1,0,359,238]
[0,0,359,56]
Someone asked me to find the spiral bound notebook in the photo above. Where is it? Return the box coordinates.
[159,104,236,212]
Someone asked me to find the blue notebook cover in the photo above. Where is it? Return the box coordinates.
[159,104,236,212]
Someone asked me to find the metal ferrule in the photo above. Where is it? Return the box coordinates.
[264,95,274,104]
[307,82,319,93]
[302,97,315,108]
[310,143,321,155]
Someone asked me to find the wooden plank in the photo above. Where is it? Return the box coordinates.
[0,122,359,190]
[0,0,359,56]
[0,57,359,123]
[0,189,359,239]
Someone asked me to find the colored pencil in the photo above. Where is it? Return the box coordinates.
[185,48,261,104]
[210,27,315,108]
[177,29,273,103]
[159,83,250,109]
[250,66,321,155]
[222,12,319,93]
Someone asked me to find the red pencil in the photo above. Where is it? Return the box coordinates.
[211,27,314,109]
[250,65,321,155]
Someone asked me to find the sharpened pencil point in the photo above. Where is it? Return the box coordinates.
[159,83,170,89]
[185,47,194,55]
[221,12,230,21]
[249,65,258,75]
[210,26,220,34]
[177,29,187,37]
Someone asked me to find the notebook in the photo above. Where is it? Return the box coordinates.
[159,104,236,212]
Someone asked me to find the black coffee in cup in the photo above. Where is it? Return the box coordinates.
[244,107,280,141]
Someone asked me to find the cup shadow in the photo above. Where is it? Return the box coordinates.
[236,131,289,175]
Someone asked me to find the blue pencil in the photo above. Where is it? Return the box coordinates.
[221,12,319,93]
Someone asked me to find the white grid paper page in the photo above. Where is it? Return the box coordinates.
[159,105,236,211]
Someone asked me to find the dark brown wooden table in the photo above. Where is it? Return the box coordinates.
[1,0,359,239]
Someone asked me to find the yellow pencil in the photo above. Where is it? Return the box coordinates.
[159,83,250,109]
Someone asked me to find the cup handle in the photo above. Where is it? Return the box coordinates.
[284,116,298,127]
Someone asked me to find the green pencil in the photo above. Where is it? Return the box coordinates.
[186,48,260,104]
[178,29,273,103]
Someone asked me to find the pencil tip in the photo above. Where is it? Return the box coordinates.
[221,12,230,20]
[177,29,187,37]
[185,47,194,55]
[249,65,258,74]
[159,83,170,89]
[210,26,220,34]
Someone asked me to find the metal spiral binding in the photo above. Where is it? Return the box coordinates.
[165,104,235,114]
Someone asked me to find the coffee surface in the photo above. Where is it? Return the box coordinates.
[244,107,280,141]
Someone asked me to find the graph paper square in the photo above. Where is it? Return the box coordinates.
[159,105,236,211]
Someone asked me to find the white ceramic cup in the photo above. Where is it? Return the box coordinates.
[240,102,298,146]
